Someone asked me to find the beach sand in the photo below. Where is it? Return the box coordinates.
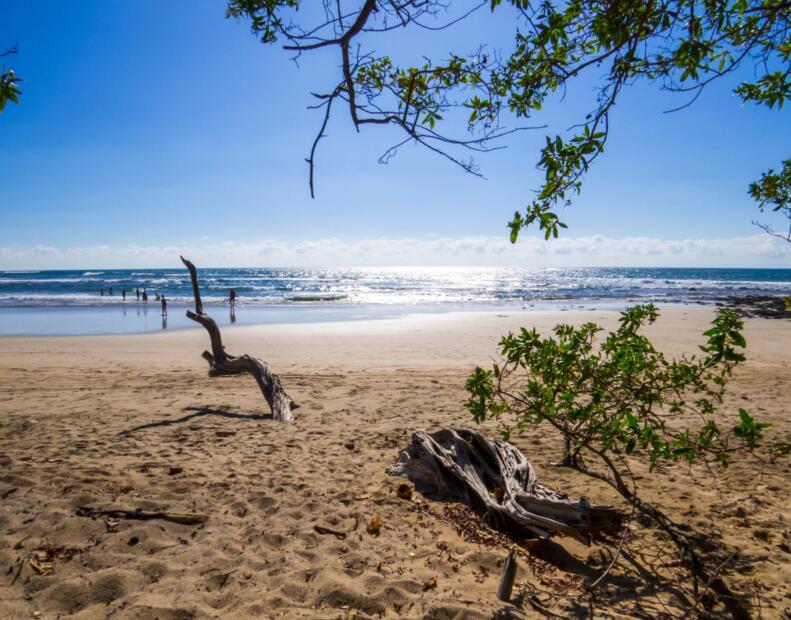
[0,307,789,619]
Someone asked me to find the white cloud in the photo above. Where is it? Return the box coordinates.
[0,234,789,269]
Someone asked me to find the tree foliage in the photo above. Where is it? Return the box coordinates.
[750,158,791,242]
[0,44,21,113]
[465,305,767,478]
[228,0,790,238]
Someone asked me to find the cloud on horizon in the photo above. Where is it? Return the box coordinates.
[0,234,789,269]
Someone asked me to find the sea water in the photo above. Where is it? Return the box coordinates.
[0,266,788,335]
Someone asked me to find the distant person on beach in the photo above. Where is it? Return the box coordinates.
[109,286,113,296]
[161,295,167,317]
[155,293,160,301]
[135,287,140,301]
[122,289,126,301]
[100,287,104,296]
[142,288,148,302]
[229,288,237,308]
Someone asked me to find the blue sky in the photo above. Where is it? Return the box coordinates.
[1,1,789,268]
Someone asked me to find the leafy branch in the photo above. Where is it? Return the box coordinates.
[749,158,791,242]
[0,44,22,112]
[228,1,790,240]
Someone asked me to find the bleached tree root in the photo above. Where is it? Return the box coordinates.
[389,428,622,542]
[181,256,298,422]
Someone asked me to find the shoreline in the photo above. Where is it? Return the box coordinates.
[1,305,788,369]
[0,299,722,337]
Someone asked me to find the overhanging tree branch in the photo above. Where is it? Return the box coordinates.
[227,1,791,238]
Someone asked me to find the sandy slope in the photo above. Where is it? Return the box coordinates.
[0,307,789,619]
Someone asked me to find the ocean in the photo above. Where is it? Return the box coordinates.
[0,266,788,335]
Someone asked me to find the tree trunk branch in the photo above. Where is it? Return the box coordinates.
[180,256,298,422]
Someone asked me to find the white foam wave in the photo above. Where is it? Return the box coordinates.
[284,294,349,302]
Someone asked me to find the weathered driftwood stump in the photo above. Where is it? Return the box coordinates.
[181,256,298,422]
[389,428,621,542]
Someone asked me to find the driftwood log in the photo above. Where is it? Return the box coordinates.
[389,428,621,542]
[181,256,298,422]
[76,506,208,525]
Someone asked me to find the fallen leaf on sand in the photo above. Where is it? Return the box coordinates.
[396,483,413,500]
[30,552,53,576]
[30,549,55,575]
[366,515,382,535]
[29,544,83,576]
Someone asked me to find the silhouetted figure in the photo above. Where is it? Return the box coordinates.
[229,288,237,309]
[135,287,140,301]
[100,287,104,297]
[122,289,126,301]
[161,295,167,317]
[142,288,148,302]
[109,286,113,296]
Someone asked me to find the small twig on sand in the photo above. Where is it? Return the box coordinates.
[10,559,23,585]
[219,569,237,590]
[76,506,208,525]
[313,525,348,540]
[525,592,570,618]
[588,504,637,590]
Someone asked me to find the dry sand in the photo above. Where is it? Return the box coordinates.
[0,307,789,619]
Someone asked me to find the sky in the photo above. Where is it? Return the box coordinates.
[1,0,790,269]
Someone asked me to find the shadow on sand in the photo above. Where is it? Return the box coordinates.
[118,406,272,436]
